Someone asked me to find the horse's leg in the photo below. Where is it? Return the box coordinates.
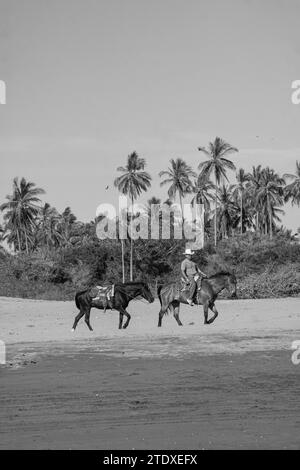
[172,301,183,326]
[158,289,173,327]
[207,303,219,324]
[158,308,164,327]
[84,306,93,331]
[158,305,169,327]
[72,308,85,331]
[118,311,124,329]
[122,309,131,329]
[158,301,168,327]
[203,300,209,325]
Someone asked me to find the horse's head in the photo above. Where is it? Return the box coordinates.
[141,282,155,303]
[226,272,237,298]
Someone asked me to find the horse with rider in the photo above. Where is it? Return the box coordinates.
[72,246,237,331]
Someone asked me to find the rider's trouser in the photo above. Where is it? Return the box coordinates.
[187,275,197,301]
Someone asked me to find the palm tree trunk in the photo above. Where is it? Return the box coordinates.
[179,192,184,238]
[16,228,21,253]
[130,195,134,281]
[121,239,125,283]
[214,174,217,247]
[240,191,243,235]
[24,229,29,254]
[268,196,272,240]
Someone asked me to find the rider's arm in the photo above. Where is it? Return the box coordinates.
[196,265,207,277]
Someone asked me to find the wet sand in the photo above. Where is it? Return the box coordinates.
[0,296,299,449]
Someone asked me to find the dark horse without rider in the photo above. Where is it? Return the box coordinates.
[157,271,237,327]
[72,281,154,331]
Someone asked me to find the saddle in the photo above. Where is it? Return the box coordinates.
[178,275,203,304]
[90,284,115,312]
[180,275,201,290]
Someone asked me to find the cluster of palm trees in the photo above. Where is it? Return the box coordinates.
[163,157,299,243]
[114,138,300,279]
[1,137,300,283]
[0,177,92,254]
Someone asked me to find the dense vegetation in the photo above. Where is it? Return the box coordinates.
[0,233,299,300]
[0,137,299,300]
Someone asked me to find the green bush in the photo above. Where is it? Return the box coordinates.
[0,233,299,300]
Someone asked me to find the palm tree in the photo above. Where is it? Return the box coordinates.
[217,185,237,239]
[147,196,161,209]
[0,177,45,253]
[198,137,238,246]
[191,174,215,210]
[114,152,152,281]
[284,161,300,206]
[231,168,250,234]
[159,158,196,232]
[255,167,285,239]
[247,165,263,232]
[58,207,77,247]
[37,203,61,251]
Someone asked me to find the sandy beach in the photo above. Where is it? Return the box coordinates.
[0,296,300,449]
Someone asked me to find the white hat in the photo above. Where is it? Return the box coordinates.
[183,248,195,255]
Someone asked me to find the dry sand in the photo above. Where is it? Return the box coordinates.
[0,296,299,449]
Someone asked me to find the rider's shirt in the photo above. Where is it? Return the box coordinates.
[181,259,198,278]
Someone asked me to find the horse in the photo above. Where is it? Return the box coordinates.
[157,271,237,327]
[72,281,155,331]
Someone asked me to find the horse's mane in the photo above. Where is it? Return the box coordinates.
[115,281,148,287]
[208,270,233,279]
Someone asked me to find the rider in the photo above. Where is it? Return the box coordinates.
[181,248,207,306]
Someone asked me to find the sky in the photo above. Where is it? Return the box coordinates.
[0,0,300,231]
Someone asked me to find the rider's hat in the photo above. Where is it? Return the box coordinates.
[183,248,195,256]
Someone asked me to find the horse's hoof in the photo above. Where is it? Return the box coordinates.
[71,328,75,332]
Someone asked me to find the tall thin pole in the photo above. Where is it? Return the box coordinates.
[130,195,134,281]
[240,190,243,235]
[121,239,125,283]
[214,173,217,247]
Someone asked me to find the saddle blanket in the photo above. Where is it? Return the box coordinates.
[90,284,114,301]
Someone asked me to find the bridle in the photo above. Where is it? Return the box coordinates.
[115,284,153,304]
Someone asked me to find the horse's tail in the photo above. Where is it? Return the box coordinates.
[157,284,170,315]
[157,284,163,307]
[75,289,88,309]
